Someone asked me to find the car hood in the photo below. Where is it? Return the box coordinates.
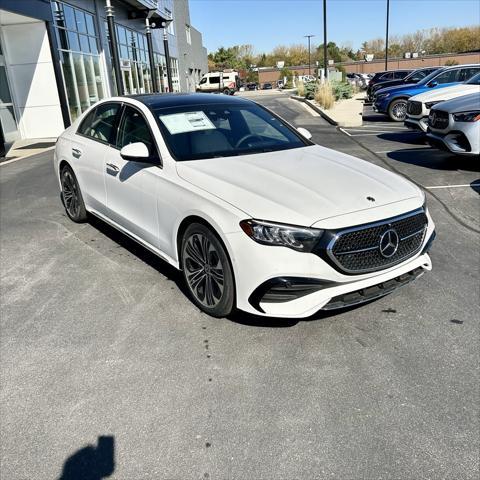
[432,92,480,113]
[176,145,422,226]
[410,83,480,103]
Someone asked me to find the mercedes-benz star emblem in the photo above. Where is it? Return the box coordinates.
[379,229,399,258]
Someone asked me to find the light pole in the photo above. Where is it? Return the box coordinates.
[304,35,315,76]
[323,0,328,80]
[161,18,174,92]
[105,0,123,95]
[385,0,390,71]
[145,16,159,93]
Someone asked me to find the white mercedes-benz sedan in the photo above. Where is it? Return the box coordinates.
[54,94,435,318]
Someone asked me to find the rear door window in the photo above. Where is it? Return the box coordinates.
[78,103,120,143]
[458,67,480,82]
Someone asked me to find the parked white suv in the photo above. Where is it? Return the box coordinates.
[405,72,480,132]
[54,94,435,318]
[427,92,480,156]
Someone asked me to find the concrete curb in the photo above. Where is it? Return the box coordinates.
[290,95,338,126]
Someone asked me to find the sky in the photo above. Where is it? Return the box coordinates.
[188,0,480,54]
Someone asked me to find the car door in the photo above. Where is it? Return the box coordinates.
[103,104,162,248]
[73,102,121,213]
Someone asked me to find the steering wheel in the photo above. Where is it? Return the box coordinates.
[235,134,264,149]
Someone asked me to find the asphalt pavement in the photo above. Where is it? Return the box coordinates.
[1,92,478,479]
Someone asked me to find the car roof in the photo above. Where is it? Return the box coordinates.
[124,93,254,109]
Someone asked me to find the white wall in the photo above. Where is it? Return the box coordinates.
[1,16,64,139]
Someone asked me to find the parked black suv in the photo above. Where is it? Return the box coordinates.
[366,70,413,101]
[368,67,441,101]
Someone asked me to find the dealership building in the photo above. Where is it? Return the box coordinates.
[0,0,208,155]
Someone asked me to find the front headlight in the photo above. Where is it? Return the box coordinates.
[240,219,324,252]
[452,111,480,122]
[425,101,442,109]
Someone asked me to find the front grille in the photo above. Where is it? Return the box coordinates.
[407,100,422,115]
[327,210,427,274]
[428,109,449,129]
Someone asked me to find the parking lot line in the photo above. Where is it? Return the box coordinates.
[426,183,480,189]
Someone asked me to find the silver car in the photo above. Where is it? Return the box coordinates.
[427,92,480,157]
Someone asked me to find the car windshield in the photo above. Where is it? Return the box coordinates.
[417,69,446,85]
[466,72,480,85]
[154,103,309,161]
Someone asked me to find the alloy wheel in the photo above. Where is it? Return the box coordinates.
[392,101,407,121]
[183,233,225,307]
[62,170,80,218]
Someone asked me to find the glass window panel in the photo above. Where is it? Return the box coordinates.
[88,36,98,55]
[79,34,90,53]
[75,9,87,34]
[72,53,90,111]
[60,51,81,120]
[67,31,80,51]
[81,103,120,142]
[0,67,12,103]
[0,106,18,143]
[120,44,129,59]
[92,56,105,99]
[63,5,76,31]
[85,14,95,36]
[83,55,99,104]
[57,28,69,50]
[118,26,127,45]
[52,2,65,28]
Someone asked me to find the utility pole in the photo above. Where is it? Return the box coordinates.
[385,0,390,71]
[304,35,315,76]
[323,0,328,81]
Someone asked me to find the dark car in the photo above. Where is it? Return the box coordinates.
[246,82,257,91]
[366,69,413,101]
[369,67,441,101]
[263,83,273,90]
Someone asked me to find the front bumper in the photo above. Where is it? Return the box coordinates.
[226,211,435,318]
[404,116,428,132]
[427,129,478,156]
[373,99,388,114]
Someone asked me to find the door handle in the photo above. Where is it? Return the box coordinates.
[72,148,82,158]
[106,163,119,172]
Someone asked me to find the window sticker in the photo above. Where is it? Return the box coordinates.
[159,111,216,134]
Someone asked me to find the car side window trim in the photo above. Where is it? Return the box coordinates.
[114,103,162,167]
[76,101,122,147]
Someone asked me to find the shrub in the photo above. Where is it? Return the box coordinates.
[331,81,354,100]
[296,80,305,97]
[304,81,317,100]
[314,82,335,109]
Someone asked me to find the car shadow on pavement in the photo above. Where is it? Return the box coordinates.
[87,215,188,297]
[378,131,428,145]
[58,436,114,480]
[386,149,480,172]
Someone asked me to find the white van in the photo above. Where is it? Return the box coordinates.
[196,71,240,95]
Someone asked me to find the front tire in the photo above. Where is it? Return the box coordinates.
[181,223,235,318]
[61,166,87,223]
[388,98,408,121]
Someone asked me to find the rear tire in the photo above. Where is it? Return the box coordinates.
[181,223,235,318]
[60,166,87,223]
[388,98,408,121]
[223,88,230,95]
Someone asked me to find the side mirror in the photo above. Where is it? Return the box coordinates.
[427,81,438,88]
[297,127,312,140]
[120,142,150,161]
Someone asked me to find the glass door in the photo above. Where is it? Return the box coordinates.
[0,37,19,156]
